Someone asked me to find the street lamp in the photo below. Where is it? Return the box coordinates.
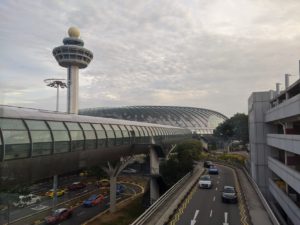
[44,78,67,111]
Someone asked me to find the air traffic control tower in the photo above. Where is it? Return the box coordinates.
[53,27,93,114]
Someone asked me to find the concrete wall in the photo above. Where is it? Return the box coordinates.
[248,92,271,195]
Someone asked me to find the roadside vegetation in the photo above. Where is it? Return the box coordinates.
[213,113,248,150]
[88,193,144,225]
[202,152,247,166]
[160,139,203,186]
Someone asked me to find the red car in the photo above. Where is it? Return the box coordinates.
[67,182,86,191]
[45,208,72,224]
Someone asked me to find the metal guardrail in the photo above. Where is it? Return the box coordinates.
[242,167,280,225]
[130,172,192,225]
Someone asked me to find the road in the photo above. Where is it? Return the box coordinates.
[0,178,143,225]
[174,165,243,225]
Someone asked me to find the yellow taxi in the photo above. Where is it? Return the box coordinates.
[45,189,65,198]
[96,179,110,188]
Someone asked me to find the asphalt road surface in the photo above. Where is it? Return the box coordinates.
[175,165,242,225]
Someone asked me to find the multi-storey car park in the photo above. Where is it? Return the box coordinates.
[249,74,300,225]
[0,105,191,187]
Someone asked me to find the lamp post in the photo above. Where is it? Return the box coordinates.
[44,78,67,111]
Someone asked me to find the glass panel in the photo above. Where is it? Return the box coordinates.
[152,128,159,136]
[65,122,81,130]
[96,130,106,139]
[54,142,69,153]
[136,126,145,136]
[84,130,96,140]
[71,140,84,151]
[32,143,51,156]
[131,126,140,137]
[52,131,69,141]
[0,118,26,130]
[119,125,129,137]
[92,124,107,139]
[92,124,103,131]
[48,121,67,130]
[31,131,52,142]
[3,131,30,144]
[125,125,134,137]
[147,127,154,136]
[103,124,115,138]
[85,140,96,150]
[25,120,48,130]
[4,144,30,160]
[80,123,93,130]
[70,131,84,140]
[111,125,122,138]
[141,127,149,136]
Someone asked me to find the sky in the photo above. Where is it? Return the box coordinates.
[1,0,300,117]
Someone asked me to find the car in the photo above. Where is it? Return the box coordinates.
[45,208,72,224]
[83,194,104,207]
[13,194,41,208]
[96,179,110,188]
[198,175,212,189]
[67,182,86,191]
[222,186,238,203]
[122,168,137,174]
[204,161,213,168]
[116,184,125,195]
[45,189,65,198]
[208,165,219,174]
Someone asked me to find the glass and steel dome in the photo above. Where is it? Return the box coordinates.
[80,106,227,134]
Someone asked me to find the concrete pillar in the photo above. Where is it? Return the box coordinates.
[67,65,79,114]
[149,147,160,204]
[109,176,117,213]
[52,175,58,210]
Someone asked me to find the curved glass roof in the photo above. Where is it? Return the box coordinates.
[80,106,228,134]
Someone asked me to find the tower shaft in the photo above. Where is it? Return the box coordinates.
[67,65,79,114]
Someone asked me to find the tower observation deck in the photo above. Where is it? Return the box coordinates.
[53,27,93,114]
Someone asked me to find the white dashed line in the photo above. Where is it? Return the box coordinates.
[215,187,218,191]
[209,209,213,217]
[213,196,216,202]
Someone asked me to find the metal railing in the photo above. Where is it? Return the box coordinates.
[130,172,192,225]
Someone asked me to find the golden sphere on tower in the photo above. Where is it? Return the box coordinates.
[68,27,80,38]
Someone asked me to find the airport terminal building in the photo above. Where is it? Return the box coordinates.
[80,106,227,135]
[249,76,300,225]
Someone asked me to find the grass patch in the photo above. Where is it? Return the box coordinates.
[89,195,145,225]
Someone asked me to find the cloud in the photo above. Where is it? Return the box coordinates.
[1,0,300,117]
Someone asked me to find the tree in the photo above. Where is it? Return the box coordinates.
[214,113,248,144]
[160,139,203,186]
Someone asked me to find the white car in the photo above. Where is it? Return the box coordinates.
[13,194,41,208]
[122,168,137,174]
[198,175,212,189]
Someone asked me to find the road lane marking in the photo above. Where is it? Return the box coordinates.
[223,212,229,225]
[215,187,218,191]
[191,210,199,225]
[213,196,216,202]
[209,209,213,217]
[77,211,86,217]
[168,185,197,225]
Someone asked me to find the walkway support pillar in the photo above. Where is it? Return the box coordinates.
[149,146,160,205]
[102,156,135,213]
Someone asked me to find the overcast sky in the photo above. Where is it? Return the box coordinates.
[1,0,300,117]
